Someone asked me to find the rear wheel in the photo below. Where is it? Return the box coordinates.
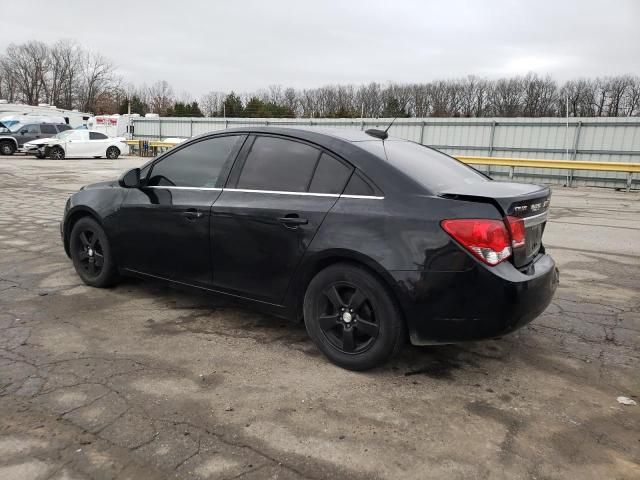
[69,217,119,287]
[106,146,120,159]
[304,263,405,370]
[0,141,15,156]
[49,146,65,160]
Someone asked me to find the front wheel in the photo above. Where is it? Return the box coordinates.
[106,146,120,159]
[49,146,65,160]
[69,217,119,287]
[0,141,15,155]
[304,263,405,370]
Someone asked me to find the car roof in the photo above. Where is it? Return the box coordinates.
[211,126,400,144]
[197,126,428,196]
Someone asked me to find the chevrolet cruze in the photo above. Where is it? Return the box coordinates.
[61,127,559,370]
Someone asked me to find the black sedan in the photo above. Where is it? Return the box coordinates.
[61,127,559,370]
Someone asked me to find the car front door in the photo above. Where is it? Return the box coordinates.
[116,134,245,285]
[17,124,42,146]
[211,135,353,304]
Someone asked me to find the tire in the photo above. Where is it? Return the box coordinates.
[69,217,119,288]
[106,146,120,159]
[303,263,405,371]
[49,146,65,160]
[0,140,15,156]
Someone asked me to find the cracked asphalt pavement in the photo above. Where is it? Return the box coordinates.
[0,156,638,479]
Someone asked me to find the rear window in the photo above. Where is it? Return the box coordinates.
[358,140,488,192]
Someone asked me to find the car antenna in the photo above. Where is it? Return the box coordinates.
[365,116,398,140]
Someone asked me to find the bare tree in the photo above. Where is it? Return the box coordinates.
[2,41,50,104]
[147,80,174,115]
[521,73,558,116]
[488,77,525,116]
[200,91,225,116]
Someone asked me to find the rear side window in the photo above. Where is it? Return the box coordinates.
[89,132,108,140]
[358,140,487,192]
[309,153,352,194]
[344,172,376,196]
[237,136,320,192]
[148,135,241,188]
[41,124,57,134]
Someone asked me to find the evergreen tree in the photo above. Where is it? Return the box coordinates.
[222,92,244,117]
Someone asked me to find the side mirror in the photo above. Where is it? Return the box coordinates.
[20,130,27,135]
[118,168,141,188]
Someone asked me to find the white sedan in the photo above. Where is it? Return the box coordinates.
[24,129,129,160]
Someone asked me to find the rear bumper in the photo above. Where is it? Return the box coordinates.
[391,254,559,345]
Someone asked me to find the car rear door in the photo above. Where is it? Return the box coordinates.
[40,124,58,139]
[116,134,245,285]
[89,131,110,156]
[211,135,353,304]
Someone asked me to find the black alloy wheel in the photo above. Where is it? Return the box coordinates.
[69,217,119,287]
[304,263,405,370]
[75,229,105,278]
[318,282,380,354]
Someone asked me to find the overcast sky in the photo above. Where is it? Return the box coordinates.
[4,0,640,97]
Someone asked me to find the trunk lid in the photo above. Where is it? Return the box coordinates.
[439,182,550,268]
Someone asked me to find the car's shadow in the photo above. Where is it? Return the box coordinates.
[116,276,517,377]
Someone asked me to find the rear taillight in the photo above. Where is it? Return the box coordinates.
[441,218,513,266]
[505,216,525,249]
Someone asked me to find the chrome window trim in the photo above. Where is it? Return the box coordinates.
[146,186,222,191]
[224,188,339,198]
[340,194,385,200]
[523,211,548,227]
[144,185,385,199]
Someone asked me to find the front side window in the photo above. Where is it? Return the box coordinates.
[237,136,320,192]
[57,124,72,132]
[147,135,241,188]
[21,124,40,134]
[70,130,89,141]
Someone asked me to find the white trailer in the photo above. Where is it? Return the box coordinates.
[87,114,140,138]
[0,101,91,128]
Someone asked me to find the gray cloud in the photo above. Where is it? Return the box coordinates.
[3,0,639,96]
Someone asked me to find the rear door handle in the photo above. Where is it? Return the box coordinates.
[278,214,308,228]
[183,208,204,221]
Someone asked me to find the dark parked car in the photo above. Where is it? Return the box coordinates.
[61,127,558,370]
[0,122,72,155]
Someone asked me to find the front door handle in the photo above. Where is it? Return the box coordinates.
[183,208,204,221]
[278,214,308,228]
